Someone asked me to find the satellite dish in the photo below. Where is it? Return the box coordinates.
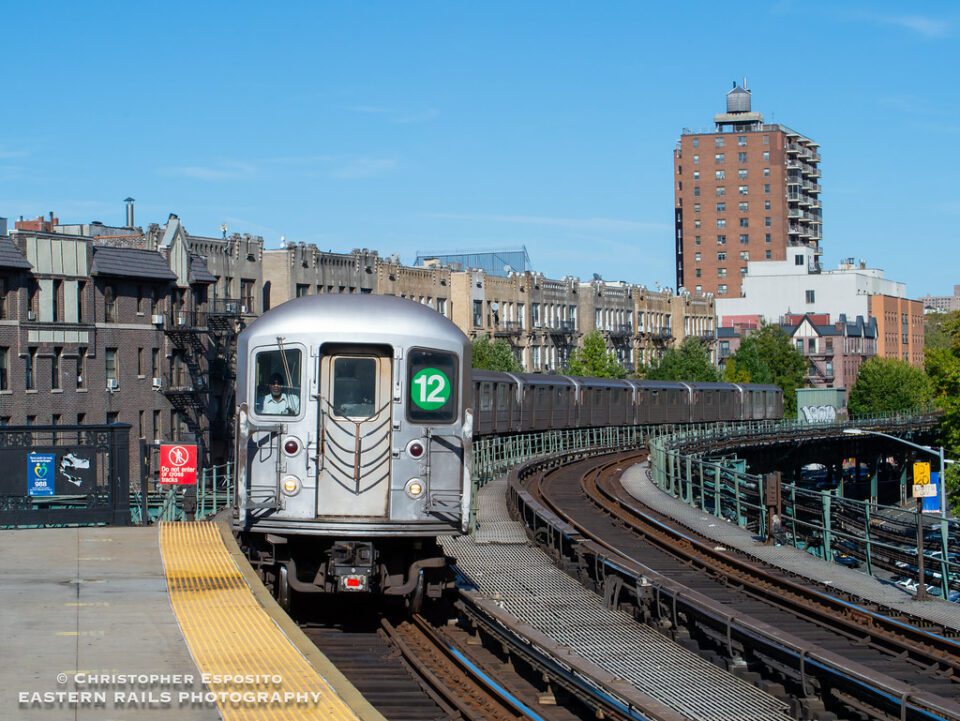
[491,302,499,311]
[503,264,514,274]
[592,273,602,281]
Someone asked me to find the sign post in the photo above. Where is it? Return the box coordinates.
[912,462,932,601]
[159,444,198,486]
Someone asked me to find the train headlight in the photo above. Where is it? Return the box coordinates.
[405,439,425,459]
[283,437,301,456]
[281,476,302,496]
[404,478,424,499]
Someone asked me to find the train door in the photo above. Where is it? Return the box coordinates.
[316,351,393,518]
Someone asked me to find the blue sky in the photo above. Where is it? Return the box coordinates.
[1,1,957,295]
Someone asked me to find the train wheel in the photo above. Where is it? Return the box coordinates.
[277,565,291,613]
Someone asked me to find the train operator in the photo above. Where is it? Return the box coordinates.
[261,373,300,415]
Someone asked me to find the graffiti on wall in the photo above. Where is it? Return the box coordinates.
[800,405,838,423]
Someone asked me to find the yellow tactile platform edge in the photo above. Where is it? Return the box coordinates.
[160,521,361,721]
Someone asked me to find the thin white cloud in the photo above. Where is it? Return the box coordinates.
[852,10,950,38]
[164,161,257,181]
[0,148,28,160]
[425,212,669,233]
[329,156,398,179]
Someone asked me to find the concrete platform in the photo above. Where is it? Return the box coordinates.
[622,462,960,631]
[0,526,216,720]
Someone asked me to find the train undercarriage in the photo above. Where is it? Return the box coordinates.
[239,532,455,612]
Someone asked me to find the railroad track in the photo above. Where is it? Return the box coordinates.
[296,598,650,721]
[515,449,960,721]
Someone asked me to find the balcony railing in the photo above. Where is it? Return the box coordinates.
[494,320,523,335]
[208,298,243,316]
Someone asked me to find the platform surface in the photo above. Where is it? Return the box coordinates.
[0,525,216,720]
[622,462,960,630]
[0,523,377,721]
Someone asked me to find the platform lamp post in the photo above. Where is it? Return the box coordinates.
[844,428,956,602]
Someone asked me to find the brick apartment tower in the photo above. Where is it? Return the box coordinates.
[674,84,822,297]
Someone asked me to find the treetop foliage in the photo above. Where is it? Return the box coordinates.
[848,356,932,417]
[471,335,522,373]
[644,337,719,382]
[565,331,626,378]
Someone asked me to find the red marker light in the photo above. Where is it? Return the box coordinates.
[407,441,424,458]
[284,438,300,455]
[345,577,361,588]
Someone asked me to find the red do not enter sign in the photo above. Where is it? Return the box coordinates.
[159,444,198,485]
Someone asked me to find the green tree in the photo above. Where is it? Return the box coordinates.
[471,335,522,372]
[721,324,806,416]
[926,310,960,352]
[644,337,720,382]
[926,312,960,509]
[848,357,932,417]
[565,331,626,378]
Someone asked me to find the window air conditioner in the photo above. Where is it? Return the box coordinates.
[106,379,119,391]
[27,311,36,321]
[152,377,163,390]
[151,314,164,325]
[177,314,186,326]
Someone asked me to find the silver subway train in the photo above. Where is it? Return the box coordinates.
[234,294,783,604]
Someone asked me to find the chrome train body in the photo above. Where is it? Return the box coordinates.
[234,293,783,603]
[234,295,473,603]
[472,372,783,434]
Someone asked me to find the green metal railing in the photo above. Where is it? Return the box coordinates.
[648,414,958,599]
[130,462,233,523]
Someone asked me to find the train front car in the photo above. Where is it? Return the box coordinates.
[234,295,472,606]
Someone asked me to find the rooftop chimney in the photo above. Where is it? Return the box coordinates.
[124,197,135,228]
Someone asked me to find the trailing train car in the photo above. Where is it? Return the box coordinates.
[234,295,472,606]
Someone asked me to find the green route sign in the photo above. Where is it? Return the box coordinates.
[410,367,451,411]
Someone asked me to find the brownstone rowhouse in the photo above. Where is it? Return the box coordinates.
[674,84,822,299]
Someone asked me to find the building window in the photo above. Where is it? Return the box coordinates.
[718,284,728,295]
[692,138,699,148]
[740,266,748,276]
[715,170,725,180]
[738,185,748,196]
[692,171,699,180]
[765,250,772,259]
[693,219,701,229]
[137,347,144,376]
[296,284,309,297]
[795,340,803,352]
[0,278,5,319]
[716,219,726,228]
[107,411,119,426]
[740,251,749,260]
[763,167,770,177]
[52,280,62,321]
[764,217,772,227]
[716,202,726,212]
[717,235,726,245]
[763,134,769,145]
[0,347,7,390]
[106,348,118,384]
[738,169,748,179]
[52,347,62,390]
[153,410,162,441]
[739,218,749,227]
[718,268,727,278]
[805,290,815,303]
[693,154,699,164]
[695,268,701,277]
[764,200,771,210]
[763,184,771,194]
[694,252,701,262]
[738,202,748,212]
[51,414,60,444]
[694,235,701,245]
[795,255,804,266]
[738,152,747,162]
[693,203,700,213]
[765,233,772,243]
[104,284,117,323]
[241,280,255,313]
[737,135,747,147]
[715,137,725,147]
[763,151,770,161]
[693,185,701,197]
[739,234,749,244]
[26,348,36,390]
[77,347,86,388]
[717,252,727,261]
[715,153,725,163]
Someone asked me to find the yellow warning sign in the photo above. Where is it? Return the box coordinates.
[914,462,931,485]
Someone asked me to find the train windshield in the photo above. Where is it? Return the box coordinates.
[332,357,377,417]
[254,348,302,416]
[407,349,458,423]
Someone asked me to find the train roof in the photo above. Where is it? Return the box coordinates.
[688,382,738,390]
[240,294,468,347]
[566,376,632,389]
[632,379,688,390]
[512,373,576,387]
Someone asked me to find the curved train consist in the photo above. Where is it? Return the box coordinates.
[234,294,783,604]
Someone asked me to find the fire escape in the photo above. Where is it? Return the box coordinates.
[161,308,209,455]
[205,299,243,462]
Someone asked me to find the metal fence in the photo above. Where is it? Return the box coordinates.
[649,414,958,599]
[130,462,233,524]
